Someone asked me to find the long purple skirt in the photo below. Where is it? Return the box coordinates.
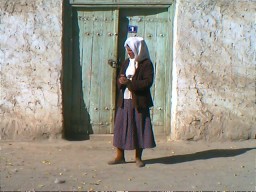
[113,99,156,150]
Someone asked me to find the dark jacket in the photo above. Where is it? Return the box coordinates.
[117,58,154,110]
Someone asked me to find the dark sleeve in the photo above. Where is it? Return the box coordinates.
[127,60,154,92]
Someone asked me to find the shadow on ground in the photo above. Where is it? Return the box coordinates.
[144,148,256,165]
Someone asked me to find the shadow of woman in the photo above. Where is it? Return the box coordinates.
[144,147,256,165]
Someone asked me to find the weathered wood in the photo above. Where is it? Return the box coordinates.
[70,0,172,6]
[72,6,174,135]
[71,10,83,135]
[77,8,118,134]
[152,10,169,134]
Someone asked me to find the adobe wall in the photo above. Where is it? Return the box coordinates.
[0,0,63,140]
[171,0,256,140]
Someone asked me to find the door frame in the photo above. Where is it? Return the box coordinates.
[70,0,172,8]
[64,0,175,138]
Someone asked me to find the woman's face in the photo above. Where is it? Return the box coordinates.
[126,47,135,59]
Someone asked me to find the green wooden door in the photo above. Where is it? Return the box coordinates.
[77,8,118,134]
[72,7,172,135]
[119,8,171,135]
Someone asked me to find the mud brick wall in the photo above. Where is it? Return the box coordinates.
[171,0,256,140]
[0,0,63,140]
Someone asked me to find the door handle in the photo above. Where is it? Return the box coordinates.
[108,59,117,68]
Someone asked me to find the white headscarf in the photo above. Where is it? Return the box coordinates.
[124,37,150,62]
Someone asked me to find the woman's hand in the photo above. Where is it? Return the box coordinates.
[119,74,129,85]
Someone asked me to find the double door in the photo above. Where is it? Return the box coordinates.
[72,7,172,135]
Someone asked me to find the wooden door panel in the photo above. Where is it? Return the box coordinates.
[79,10,93,117]
[119,9,170,134]
[151,11,169,131]
[90,13,102,132]
[78,8,118,134]
[74,7,171,135]
[99,10,118,133]
[70,10,87,135]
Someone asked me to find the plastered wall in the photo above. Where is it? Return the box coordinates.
[0,0,63,140]
[171,0,256,140]
[0,0,255,141]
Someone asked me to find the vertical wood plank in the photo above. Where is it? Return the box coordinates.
[81,9,94,134]
[90,9,103,133]
[99,9,119,133]
[165,4,174,134]
[71,10,83,134]
[153,9,169,134]
[80,8,118,134]
[143,11,157,125]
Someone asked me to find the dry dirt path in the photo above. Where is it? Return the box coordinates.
[0,138,255,191]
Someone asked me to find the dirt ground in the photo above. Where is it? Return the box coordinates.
[0,136,255,191]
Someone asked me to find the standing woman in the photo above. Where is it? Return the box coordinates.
[108,37,156,167]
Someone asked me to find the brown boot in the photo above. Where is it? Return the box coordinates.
[135,148,145,167]
[108,148,125,165]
